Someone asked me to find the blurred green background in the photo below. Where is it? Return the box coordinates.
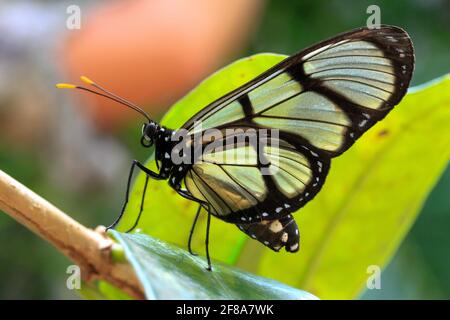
[0,0,448,299]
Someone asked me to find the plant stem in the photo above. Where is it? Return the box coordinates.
[0,169,144,299]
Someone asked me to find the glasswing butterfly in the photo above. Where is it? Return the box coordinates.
[57,25,414,270]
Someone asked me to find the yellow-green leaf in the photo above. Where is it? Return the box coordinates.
[237,74,450,299]
[117,53,450,299]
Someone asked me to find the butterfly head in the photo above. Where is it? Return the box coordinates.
[140,121,160,147]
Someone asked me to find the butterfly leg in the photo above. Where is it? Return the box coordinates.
[205,207,212,271]
[176,189,213,271]
[187,205,202,256]
[124,174,149,233]
[106,160,163,231]
[189,203,213,271]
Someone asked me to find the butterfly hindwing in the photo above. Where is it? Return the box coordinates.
[237,215,300,252]
[183,129,330,223]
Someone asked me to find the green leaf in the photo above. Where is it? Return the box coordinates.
[237,74,450,299]
[109,230,317,300]
[77,280,133,300]
[117,53,450,299]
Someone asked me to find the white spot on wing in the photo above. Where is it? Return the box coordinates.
[270,221,283,233]
[359,119,368,128]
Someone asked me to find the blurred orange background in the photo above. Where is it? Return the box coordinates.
[61,0,264,129]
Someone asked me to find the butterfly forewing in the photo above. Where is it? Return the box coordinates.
[182,26,414,156]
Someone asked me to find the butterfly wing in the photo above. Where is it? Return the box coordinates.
[178,26,414,250]
[182,26,414,157]
[182,129,329,223]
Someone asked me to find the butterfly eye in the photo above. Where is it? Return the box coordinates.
[140,123,153,147]
[140,134,153,147]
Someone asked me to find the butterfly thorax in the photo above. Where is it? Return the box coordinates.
[154,126,177,179]
[153,127,193,189]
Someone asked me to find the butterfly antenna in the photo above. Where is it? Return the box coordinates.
[56,76,152,123]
